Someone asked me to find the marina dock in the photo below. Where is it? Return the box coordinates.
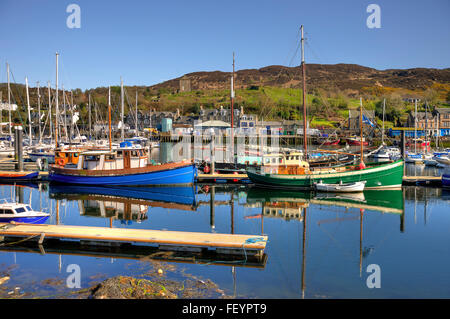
[0,222,268,258]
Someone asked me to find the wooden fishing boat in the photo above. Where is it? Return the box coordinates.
[49,149,196,186]
[314,180,366,192]
[247,159,404,190]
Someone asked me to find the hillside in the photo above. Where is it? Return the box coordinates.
[150,64,450,92]
[1,63,449,129]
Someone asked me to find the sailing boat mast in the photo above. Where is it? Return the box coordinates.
[88,93,92,140]
[135,89,138,137]
[7,62,11,137]
[382,98,385,145]
[47,81,53,144]
[414,99,417,154]
[121,77,124,141]
[359,97,365,168]
[37,81,42,144]
[108,86,112,151]
[301,25,307,158]
[55,52,59,147]
[231,52,235,129]
[25,77,32,145]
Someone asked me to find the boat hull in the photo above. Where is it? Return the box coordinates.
[0,215,49,224]
[0,171,39,181]
[49,163,196,186]
[246,160,404,190]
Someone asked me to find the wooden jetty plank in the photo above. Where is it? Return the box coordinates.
[0,223,267,254]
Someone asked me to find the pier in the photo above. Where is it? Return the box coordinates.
[0,222,268,258]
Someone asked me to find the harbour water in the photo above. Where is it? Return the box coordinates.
[0,163,449,298]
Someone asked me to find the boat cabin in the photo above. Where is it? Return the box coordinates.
[72,148,149,170]
[262,152,306,167]
[0,203,34,215]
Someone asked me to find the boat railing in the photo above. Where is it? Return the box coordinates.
[0,198,15,204]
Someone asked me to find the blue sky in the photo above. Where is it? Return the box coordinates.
[0,0,449,90]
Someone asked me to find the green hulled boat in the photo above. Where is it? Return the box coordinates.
[246,159,404,190]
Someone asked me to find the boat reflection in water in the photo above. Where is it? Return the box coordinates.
[48,185,198,224]
[245,187,404,298]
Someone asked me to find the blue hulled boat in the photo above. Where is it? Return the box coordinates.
[49,149,196,186]
[0,201,49,224]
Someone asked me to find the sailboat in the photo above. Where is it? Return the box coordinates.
[245,26,404,190]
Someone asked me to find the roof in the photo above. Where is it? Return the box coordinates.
[194,120,231,128]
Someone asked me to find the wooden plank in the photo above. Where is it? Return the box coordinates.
[0,223,267,254]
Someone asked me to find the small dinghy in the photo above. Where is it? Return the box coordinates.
[314,180,366,193]
[0,200,50,224]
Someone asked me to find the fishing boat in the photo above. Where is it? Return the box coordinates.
[247,159,403,190]
[0,200,50,224]
[314,180,366,193]
[246,25,403,191]
[49,148,196,186]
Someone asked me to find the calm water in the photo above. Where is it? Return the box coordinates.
[0,164,449,298]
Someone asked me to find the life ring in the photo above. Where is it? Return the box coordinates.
[57,158,65,166]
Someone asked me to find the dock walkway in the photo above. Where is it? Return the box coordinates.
[0,223,268,258]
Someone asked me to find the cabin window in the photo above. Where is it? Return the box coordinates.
[26,205,32,211]
[15,207,26,213]
[296,156,300,160]
[117,151,123,157]
[86,155,99,161]
[279,158,283,163]
[106,155,115,161]
[272,158,276,164]
[265,158,270,164]
[0,209,13,214]
[132,151,138,157]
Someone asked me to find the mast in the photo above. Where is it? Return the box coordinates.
[231,52,235,129]
[425,101,428,151]
[382,98,385,145]
[359,97,364,167]
[7,62,11,137]
[231,52,235,164]
[135,89,138,137]
[108,86,112,151]
[121,77,124,141]
[414,99,417,154]
[25,77,32,145]
[37,81,42,144]
[55,52,59,147]
[88,93,92,140]
[47,81,53,143]
[301,25,307,158]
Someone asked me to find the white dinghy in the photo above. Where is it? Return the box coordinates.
[314,180,366,193]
